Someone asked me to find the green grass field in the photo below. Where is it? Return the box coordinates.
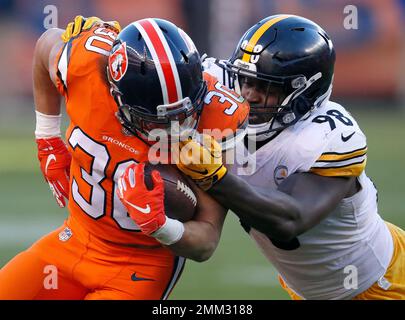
[0,107,404,299]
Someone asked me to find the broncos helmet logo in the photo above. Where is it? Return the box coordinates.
[108,42,128,82]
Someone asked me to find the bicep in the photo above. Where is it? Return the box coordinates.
[34,29,63,75]
[170,178,227,261]
[277,172,355,233]
[33,29,64,113]
[45,29,65,86]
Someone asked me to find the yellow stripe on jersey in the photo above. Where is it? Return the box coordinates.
[242,15,291,62]
[310,159,367,177]
[316,146,367,162]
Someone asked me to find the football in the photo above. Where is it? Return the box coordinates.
[143,163,197,222]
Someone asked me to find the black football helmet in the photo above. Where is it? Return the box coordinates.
[107,18,207,141]
[221,14,336,140]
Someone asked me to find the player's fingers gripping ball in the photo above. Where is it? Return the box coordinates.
[117,163,165,235]
[117,163,185,245]
[176,134,227,190]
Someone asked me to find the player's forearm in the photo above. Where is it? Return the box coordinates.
[33,28,63,116]
[167,220,220,262]
[209,173,301,240]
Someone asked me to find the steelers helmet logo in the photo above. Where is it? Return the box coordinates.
[108,42,128,82]
[274,165,288,186]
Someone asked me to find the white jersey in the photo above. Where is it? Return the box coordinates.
[202,57,233,88]
[230,100,394,299]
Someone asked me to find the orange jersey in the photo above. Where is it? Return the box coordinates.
[55,25,249,246]
[198,73,249,149]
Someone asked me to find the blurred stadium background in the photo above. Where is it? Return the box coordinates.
[0,0,404,299]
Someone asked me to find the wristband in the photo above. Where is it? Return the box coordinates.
[151,217,185,246]
[35,110,62,138]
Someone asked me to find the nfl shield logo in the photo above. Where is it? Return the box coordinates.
[58,227,72,242]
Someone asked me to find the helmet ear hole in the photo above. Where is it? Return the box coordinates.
[291,95,312,117]
[140,61,146,75]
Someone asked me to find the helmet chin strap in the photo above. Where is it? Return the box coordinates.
[246,72,328,142]
[246,120,282,141]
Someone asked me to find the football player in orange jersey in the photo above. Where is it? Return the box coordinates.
[0,17,249,300]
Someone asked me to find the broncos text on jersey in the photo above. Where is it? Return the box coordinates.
[55,25,249,246]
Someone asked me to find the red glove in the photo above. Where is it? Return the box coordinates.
[117,163,166,235]
[36,137,71,208]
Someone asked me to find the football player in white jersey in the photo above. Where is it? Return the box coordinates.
[177,15,405,299]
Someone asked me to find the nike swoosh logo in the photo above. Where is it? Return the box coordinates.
[188,168,209,175]
[123,200,151,214]
[341,132,355,142]
[131,273,155,282]
[45,154,56,174]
